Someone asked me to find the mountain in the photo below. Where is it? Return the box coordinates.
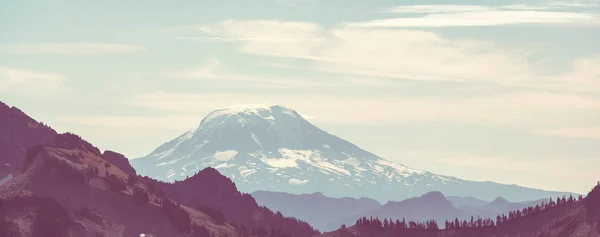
[447,196,490,208]
[138,168,319,237]
[253,190,557,233]
[132,104,573,202]
[102,150,137,176]
[327,191,470,230]
[0,101,57,180]
[0,133,238,237]
[319,183,600,237]
[251,190,381,231]
[463,196,549,219]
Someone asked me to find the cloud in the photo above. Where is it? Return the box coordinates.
[198,20,532,83]
[0,66,66,94]
[539,127,600,138]
[386,2,597,14]
[348,11,599,27]
[192,20,600,92]
[273,0,313,6]
[57,115,200,131]
[427,151,598,192]
[355,3,600,27]
[169,57,349,90]
[289,178,309,185]
[0,43,146,55]
[127,91,600,126]
[170,57,230,79]
[387,5,493,13]
[569,57,600,83]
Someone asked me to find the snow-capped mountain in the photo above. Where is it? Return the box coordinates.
[132,105,572,202]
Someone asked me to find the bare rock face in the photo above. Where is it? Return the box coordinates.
[102,150,137,176]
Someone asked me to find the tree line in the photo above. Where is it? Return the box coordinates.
[353,183,600,232]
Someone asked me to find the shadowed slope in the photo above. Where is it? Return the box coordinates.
[0,134,238,237]
[139,168,320,237]
[0,101,56,179]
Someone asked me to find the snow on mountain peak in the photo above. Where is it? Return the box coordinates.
[133,104,465,202]
[199,104,298,127]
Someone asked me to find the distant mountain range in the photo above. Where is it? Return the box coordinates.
[252,190,552,231]
[252,191,381,231]
[319,183,600,237]
[132,104,574,202]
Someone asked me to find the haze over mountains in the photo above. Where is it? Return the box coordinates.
[253,190,552,232]
[252,191,381,231]
[132,104,573,202]
[321,184,600,237]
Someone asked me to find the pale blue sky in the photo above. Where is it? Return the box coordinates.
[1,0,599,193]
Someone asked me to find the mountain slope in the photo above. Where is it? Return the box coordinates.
[0,133,237,237]
[132,104,573,202]
[251,190,381,231]
[447,196,490,208]
[138,168,320,237]
[0,101,57,179]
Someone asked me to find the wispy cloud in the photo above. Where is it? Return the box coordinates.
[539,127,600,138]
[274,0,313,7]
[387,5,492,13]
[289,178,309,185]
[349,11,599,27]
[191,20,600,93]
[169,57,231,80]
[356,3,600,27]
[57,115,199,131]
[168,57,348,90]
[429,152,598,192]
[0,66,66,94]
[0,43,146,55]
[127,91,600,126]
[386,2,598,13]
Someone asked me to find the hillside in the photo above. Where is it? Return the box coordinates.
[0,133,238,237]
[0,101,56,180]
[138,169,320,237]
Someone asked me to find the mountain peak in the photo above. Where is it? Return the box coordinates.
[198,104,300,129]
[421,191,447,201]
[53,133,101,156]
[490,197,510,206]
[309,192,326,197]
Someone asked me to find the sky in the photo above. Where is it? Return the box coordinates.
[1,0,599,194]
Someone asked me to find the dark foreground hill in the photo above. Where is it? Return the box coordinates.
[0,101,56,180]
[0,133,238,237]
